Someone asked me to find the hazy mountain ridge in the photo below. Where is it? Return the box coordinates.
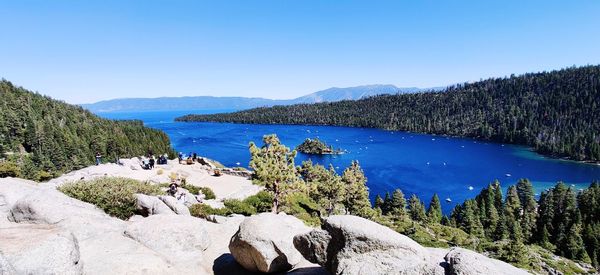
[81,84,440,113]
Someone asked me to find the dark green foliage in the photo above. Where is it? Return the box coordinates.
[243,191,274,213]
[408,194,427,222]
[516,179,537,242]
[296,138,341,155]
[249,134,297,213]
[0,161,21,178]
[279,192,321,226]
[189,204,232,218]
[374,194,384,210]
[58,177,162,220]
[199,187,216,200]
[178,65,600,162]
[475,183,501,240]
[223,199,257,216]
[341,161,374,218]
[427,193,442,224]
[389,189,407,218]
[0,80,175,180]
[299,160,346,215]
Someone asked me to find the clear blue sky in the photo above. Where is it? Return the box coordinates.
[1,1,599,104]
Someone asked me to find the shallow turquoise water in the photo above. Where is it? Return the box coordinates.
[101,110,600,213]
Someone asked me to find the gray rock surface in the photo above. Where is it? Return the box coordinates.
[0,178,531,275]
[158,195,191,215]
[445,247,530,275]
[134,193,175,216]
[0,223,82,275]
[7,184,126,240]
[229,213,312,273]
[125,214,210,270]
[78,231,178,274]
[294,215,445,275]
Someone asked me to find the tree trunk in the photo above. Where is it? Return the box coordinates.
[272,181,279,213]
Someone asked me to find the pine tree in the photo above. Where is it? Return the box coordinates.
[389,189,407,218]
[382,192,392,215]
[427,193,442,224]
[341,161,373,218]
[249,134,298,213]
[565,223,591,262]
[461,199,485,237]
[374,194,384,211]
[516,179,537,243]
[408,194,427,222]
[502,221,529,265]
[319,165,346,215]
[503,186,522,239]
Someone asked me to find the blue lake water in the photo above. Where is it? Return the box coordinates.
[100,110,600,213]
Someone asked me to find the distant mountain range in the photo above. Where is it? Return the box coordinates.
[81,84,443,113]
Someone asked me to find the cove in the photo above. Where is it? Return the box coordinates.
[100,110,600,213]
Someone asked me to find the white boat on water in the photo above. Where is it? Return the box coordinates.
[505,173,512,177]
[468,186,474,191]
[445,198,452,203]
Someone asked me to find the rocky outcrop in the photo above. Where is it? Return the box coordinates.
[124,214,210,272]
[0,178,532,275]
[158,195,191,215]
[294,215,445,275]
[0,223,82,274]
[295,215,531,275]
[229,212,313,273]
[445,247,530,275]
[134,193,176,216]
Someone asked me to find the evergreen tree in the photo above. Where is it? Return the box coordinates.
[321,165,346,215]
[460,199,485,237]
[427,193,442,224]
[565,223,591,262]
[374,194,384,211]
[382,192,392,214]
[503,186,522,239]
[408,194,427,222]
[341,161,373,218]
[475,183,501,240]
[516,179,537,243]
[502,221,529,266]
[249,134,298,213]
[389,188,407,218]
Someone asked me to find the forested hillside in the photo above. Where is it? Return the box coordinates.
[0,80,175,180]
[178,65,600,162]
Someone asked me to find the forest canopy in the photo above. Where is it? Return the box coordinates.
[177,65,600,162]
[0,80,175,180]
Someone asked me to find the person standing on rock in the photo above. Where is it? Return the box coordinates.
[95,152,102,165]
[149,155,155,170]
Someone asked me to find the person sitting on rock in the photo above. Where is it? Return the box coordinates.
[149,156,155,169]
[168,181,178,196]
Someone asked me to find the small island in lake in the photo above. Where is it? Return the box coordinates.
[296,138,344,155]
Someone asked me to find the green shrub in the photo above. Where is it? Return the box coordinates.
[233,167,248,171]
[58,177,162,219]
[36,171,54,182]
[224,199,257,216]
[189,204,232,218]
[243,191,273,213]
[199,187,216,199]
[180,182,200,195]
[0,161,21,178]
[280,192,321,226]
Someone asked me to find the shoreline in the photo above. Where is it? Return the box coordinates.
[174,119,600,166]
